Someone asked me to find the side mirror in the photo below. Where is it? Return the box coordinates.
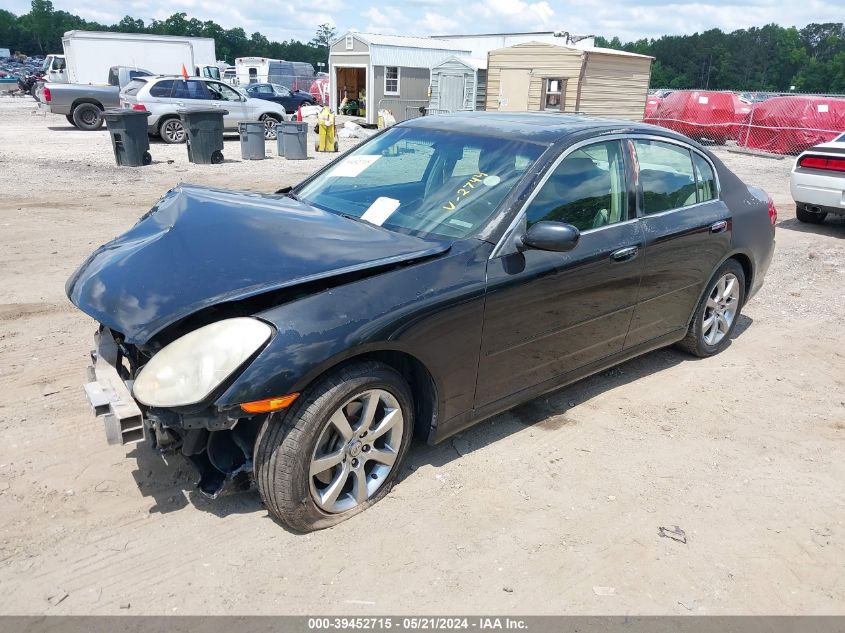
[518,221,580,252]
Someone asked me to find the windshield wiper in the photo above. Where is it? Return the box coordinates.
[274,185,299,201]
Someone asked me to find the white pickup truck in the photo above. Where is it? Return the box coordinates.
[41,66,152,130]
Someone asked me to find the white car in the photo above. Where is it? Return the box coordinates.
[790,133,845,224]
[120,75,290,143]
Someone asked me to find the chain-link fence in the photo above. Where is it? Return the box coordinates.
[643,89,845,155]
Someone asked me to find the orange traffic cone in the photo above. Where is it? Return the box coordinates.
[296,104,303,121]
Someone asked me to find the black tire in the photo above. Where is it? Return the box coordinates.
[30,84,38,99]
[65,114,76,127]
[254,361,414,532]
[796,204,827,224]
[159,117,186,144]
[141,151,152,166]
[677,259,746,358]
[211,150,224,164]
[72,103,103,131]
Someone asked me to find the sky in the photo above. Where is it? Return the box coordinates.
[6,0,843,44]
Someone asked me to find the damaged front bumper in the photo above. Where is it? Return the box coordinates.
[83,328,145,445]
[82,328,261,497]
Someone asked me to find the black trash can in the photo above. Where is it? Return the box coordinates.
[103,109,152,167]
[239,120,266,160]
[282,121,308,160]
[179,108,227,165]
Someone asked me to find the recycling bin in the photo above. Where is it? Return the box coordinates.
[103,109,152,167]
[238,120,266,160]
[179,108,226,165]
[281,121,308,160]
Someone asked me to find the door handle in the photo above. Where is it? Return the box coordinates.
[710,220,728,234]
[610,246,638,263]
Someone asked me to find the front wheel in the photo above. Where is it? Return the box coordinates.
[677,259,745,357]
[254,361,414,532]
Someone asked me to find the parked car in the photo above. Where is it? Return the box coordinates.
[67,113,776,532]
[120,75,290,142]
[244,82,315,113]
[41,66,153,130]
[790,132,845,223]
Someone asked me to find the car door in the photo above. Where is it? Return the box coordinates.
[206,80,249,130]
[171,78,213,112]
[475,139,645,409]
[623,137,732,348]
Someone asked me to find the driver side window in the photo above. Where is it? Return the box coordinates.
[526,140,628,231]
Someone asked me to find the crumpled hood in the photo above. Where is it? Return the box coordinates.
[66,185,449,344]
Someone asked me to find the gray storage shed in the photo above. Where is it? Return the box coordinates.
[329,32,469,125]
[428,56,487,114]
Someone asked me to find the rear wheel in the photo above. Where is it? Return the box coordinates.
[796,204,827,224]
[65,114,76,127]
[677,259,745,358]
[260,114,280,140]
[159,117,186,144]
[141,151,152,166]
[254,361,414,532]
[72,103,103,131]
[211,150,224,164]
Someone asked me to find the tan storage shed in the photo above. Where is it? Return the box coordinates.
[486,42,653,121]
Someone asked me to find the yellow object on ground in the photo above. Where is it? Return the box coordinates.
[316,107,338,152]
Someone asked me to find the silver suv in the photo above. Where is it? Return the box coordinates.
[120,75,290,143]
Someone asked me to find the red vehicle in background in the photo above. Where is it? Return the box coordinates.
[740,96,845,154]
[648,90,748,143]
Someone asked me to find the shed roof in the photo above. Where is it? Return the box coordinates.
[488,40,653,60]
[432,55,488,71]
[331,31,471,68]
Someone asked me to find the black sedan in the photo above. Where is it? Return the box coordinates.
[67,113,776,531]
[244,82,314,113]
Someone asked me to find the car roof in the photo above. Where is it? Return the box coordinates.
[400,111,683,144]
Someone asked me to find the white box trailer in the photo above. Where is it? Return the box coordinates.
[60,31,218,84]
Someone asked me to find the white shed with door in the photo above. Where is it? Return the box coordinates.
[429,56,487,114]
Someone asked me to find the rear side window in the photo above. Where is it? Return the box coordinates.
[172,80,211,100]
[633,140,697,214]
[692,153,717,202]
[122,79,147,96]
[149,80,175,98]
[525,140,628,230]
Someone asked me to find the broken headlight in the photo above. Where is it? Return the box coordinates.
[133,318,273,408]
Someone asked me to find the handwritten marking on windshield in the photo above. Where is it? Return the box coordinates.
[442,172,488,212]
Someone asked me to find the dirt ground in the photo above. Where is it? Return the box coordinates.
[0,95,843,616]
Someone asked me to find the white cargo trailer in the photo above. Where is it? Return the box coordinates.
[60,31,218,84]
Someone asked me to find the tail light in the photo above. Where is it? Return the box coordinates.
[43,86,51,103]
[131,103,147,111]
[766,193,777,226]
[798,154,845,172]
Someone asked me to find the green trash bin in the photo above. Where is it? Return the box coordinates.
[179,108,227,165]
[103,109,152,167]
[239,120,266,160]
[281,121,308,160]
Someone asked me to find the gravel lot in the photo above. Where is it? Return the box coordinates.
[0,95,843,615]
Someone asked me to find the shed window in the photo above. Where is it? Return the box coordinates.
[384,66,399,96]
[345,35,354,50]
[543,78,566,111]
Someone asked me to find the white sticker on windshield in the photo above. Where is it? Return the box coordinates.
[698,96,709,104]
[329,155,380,178]
[361,197,400,226]
[818,104,829,113]
[483,175,501,187]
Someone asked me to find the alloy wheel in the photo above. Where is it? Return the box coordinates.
[163,119,185,143]
[263,117,278,139]
[309,389,404,514]
[703,272,740,346]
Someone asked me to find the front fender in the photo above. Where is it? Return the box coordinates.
[215,240,491,424]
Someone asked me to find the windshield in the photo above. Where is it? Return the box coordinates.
[296,126,545,239]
